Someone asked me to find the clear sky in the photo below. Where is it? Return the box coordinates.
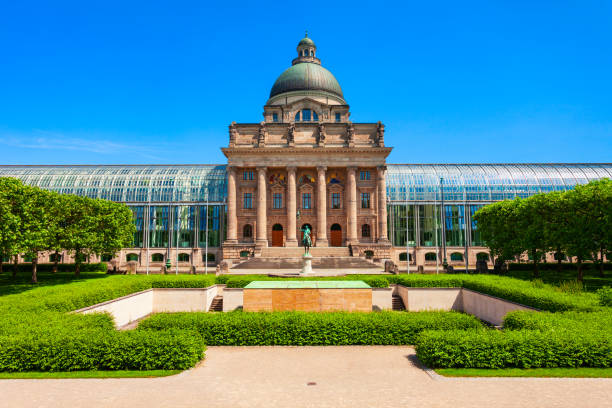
[0,1,610,165]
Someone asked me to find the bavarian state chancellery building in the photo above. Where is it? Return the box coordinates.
[2,36,611,272]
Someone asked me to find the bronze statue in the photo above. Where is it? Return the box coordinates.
[301,225,312,254]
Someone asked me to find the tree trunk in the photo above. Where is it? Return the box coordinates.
[556,248,563,273]
[531,249,539,278]
[599,248,605,278]
[0,258,3,274]
[52,250,59,273]
[75,250,81,276]
[31,254,38,284]
[577,257,584,282]
[12,255,18,278]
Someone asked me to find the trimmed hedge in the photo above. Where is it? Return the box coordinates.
[508,262,612,271]
[223,275,390,288]
[416,329,612,368]
[388,274,600,312]
[0,330,204,372]
[0,275,216,371]
[138,311,481,345]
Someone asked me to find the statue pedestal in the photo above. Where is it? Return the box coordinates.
[300,253,313,275]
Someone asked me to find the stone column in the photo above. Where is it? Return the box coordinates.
[256,167,268,246]
[377,165,389,242]
[346,166,358,243]
[286,166,298,246]
[226,166,237,242]
[316,166,328,246]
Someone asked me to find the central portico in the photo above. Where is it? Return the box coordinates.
[222,35,392,261]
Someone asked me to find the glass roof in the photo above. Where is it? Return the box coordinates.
[386,164,612,202]
[0,165,227,203]
[0,163,610,204]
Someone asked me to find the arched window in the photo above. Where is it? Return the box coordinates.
[364,250,374,259]
[101,254,112,262]
[399,252,412,262]
[554,252,566,261]
[476,252,489,261]
[178,253,190,262]
[425,252,437,262]
[151,253,164,262]
[310,50,313,56]
[240,250,250,258]
[203,253,216,262]
[126,253,139,262]
[49,253,62,263]
[450,252,464,261]
[294,110,319,122]
[361,224,371,238]
[243,224,253,238]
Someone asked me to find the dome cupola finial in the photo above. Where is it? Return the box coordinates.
[294,32,319,65]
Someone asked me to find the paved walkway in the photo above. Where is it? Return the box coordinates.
[1,346,610,408]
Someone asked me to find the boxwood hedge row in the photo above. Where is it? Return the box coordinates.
[415,328,612,368]
[223,275,389,288]
[138,311,481,345]
[0,275,216,371]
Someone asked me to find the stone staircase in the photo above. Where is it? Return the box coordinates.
[209,296,223,312]
[232,256,378,270]
[392,295,405,311]
[260,246,350,258]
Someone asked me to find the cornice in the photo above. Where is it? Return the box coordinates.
[222,147,392,157]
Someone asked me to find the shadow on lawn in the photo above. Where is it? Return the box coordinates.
[0,272,109,296]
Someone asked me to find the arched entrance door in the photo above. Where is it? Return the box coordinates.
[271,224,283,247]
[330,224,342,247]
[300,224,313,246]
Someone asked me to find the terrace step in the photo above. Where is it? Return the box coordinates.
[260,246,350,258]
[392,295,405,311]
[209,296,223,312]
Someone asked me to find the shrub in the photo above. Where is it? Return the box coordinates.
[415,329,612,368]
[139,311,481,346]
[5,263,108,274]
[596,286,612,307]
[0,329,204,372]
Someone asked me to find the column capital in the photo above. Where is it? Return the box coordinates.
[226,165,237,173]
[256,166,267,173]
[377,165,388,173]
[286,166,297,174]
[347,166,358,172]
[316,165,327,172]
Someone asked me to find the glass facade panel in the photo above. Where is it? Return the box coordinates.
[419,205,441,247]
[198,205,222,248]
[444,205,465,247]
[149,206,169,248]
[173,206,195,248]
[130,206,145,248]
[470,204,485,246]
[388,204,416,246]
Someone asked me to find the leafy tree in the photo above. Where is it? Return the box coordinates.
[60,195,98,276]
[517,193,556,278]
[89,199,135,262]
[473,199,523,268]
[20,186,53,283]
[0,178,24,275]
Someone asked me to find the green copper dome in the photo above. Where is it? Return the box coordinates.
[269,62,344,99]
[298,36,315,47]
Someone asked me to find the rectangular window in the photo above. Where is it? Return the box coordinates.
[302,109,311,121]
[273,193,282,209]
[272,113,278,122]
[360,171,370,181]
[243,171,254,181]
[302,193,312,209]
[331,193,341,209]
[419,204,442,247]
[243,193,252,209]
[361,193,370,209]
[335,113,341,122]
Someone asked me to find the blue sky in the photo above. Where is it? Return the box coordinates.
[0,1,610,164]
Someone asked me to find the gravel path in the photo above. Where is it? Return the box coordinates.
[1,346,610,408]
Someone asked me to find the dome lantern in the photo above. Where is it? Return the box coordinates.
[296,31,317,62]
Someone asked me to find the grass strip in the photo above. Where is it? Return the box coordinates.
[435,367,612,378]
[0,369,182,379]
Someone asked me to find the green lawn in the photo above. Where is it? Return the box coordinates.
[436,367,612,378]
[506,267,611,291]
[0,370,182,379]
